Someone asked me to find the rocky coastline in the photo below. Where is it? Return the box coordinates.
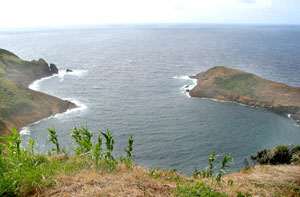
[0,49,76,135]
[189,66,300,121]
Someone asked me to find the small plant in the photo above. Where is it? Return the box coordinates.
[227,179,234,186]
[0,128,21,156]
[172,182,224,197]
[193,166,201,178]
[101,128,116,170]
[237,191,252,197]
[120,134,134,168]
[206,152,218,178]
[149,167,162,178]
[71,126,93,155]
[124,134,134,161]
[216,154,232,184]
[47,126,61,154]
[283,184,300,195]
[243,158,250,170]
[27,139,35,155]
[0,147,4,178]
[90,135,103,170]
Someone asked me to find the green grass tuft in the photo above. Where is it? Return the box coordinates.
[172,182,225,197]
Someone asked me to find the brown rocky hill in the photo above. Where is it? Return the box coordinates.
[0,49,75,135]
[190,66,300,121]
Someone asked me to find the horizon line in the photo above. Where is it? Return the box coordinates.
[1,22,300,32]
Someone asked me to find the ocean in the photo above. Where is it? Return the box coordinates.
[1,24,300,175]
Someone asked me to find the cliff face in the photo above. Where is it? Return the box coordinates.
[0,49,76,135]
[190,67,300,121]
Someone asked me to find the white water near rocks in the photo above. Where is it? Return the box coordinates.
[1,24,300,175]
[20,70,88,135]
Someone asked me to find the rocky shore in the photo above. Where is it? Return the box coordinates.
[189,66,300,121]
[0,49,76,135]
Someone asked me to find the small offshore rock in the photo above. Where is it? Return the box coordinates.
[66,69,73,73]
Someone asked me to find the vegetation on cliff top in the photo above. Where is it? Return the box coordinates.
[1,126,299,196]
[0,126,225,196]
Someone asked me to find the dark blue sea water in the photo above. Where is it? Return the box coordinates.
[1,24,300,175]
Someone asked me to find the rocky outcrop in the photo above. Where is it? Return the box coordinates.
[50,63,59,74]
[0,48,76,135]
[190,67,300,121]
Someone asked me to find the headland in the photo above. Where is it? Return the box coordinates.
[189,66,300,121]
[0,49,76,135]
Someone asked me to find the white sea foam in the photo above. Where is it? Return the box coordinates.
[28,70,88,90]
[173,75,197,97]
[19,100,87,136]
[21,70,88,136]
[58,69,88,78]
[53,99,87,119]
[29,75,57,91]
[20,127,31,135]
[172,75,192,80]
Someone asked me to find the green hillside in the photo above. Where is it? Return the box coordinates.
[0,49,75,135]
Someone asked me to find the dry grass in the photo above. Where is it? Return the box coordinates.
[30,164,300,197]
[209,164,300,196]
[34,165,176,197]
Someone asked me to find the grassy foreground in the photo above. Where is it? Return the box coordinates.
[1,127,300,197]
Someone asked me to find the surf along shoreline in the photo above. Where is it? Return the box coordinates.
[20,71,88,135]
[0,49,80,136]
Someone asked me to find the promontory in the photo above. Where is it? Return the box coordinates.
[0,49,76,136]
[189,66,300,121]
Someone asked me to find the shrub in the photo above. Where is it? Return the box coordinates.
[291,146,300,154]
[250,145,300,165]
[269,146,291,164]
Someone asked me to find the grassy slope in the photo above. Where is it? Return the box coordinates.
[45,164,299,197]
[1,126,298,196]
[0,49,75,135]
[3,155,298,197]
[0,78,34,117]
